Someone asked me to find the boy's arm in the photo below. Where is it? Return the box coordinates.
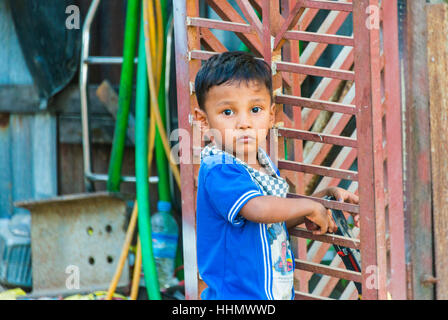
[239,196,336,235]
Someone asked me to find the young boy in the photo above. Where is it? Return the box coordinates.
[194,51,359,300]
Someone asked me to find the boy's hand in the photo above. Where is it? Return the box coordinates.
[313,187,360,227]
[305,202,337,235]
[327,187,360,227]
[325,186,359,205]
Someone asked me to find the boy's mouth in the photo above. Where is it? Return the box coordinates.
[237,135,256,144]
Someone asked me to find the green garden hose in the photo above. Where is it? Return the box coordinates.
[107,0,140,192]
[154,0,171,203]
[135,9,161,300]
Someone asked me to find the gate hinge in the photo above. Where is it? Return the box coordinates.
[421,274,438,286]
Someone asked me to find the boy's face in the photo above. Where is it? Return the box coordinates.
[195,80,275,163]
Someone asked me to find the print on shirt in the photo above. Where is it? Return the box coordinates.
[273,241,294,275]
[267,222,294,299]
[267,224,294,274]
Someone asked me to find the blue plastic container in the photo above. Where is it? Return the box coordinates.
[0,215,32,288]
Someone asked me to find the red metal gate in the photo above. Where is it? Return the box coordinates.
[174,0,406,300]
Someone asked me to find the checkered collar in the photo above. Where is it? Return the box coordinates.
[200,143,289,197]
[200,143,275,175]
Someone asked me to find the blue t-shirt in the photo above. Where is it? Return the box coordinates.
[196,151,295,300]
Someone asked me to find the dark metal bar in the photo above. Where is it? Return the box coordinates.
[199,28,227,52]
[278,127,358,148]
[262,0,273,159]
[367,0,388,300]
[294,291,334,300]
[83,56,139,64]
[290,227,360,250]
[189,49,217,60]
[173,0,199,300]
[303,0,353,12]
[284,30,354,46]
[276,61,355,81]
[189,50,266,62]
[261,0,272,63]
[287,193,360,214]
[353,0,378,300]
[382,0,407,300]
[282,0,309,294]
[295,259,362,283]
[353,0,386,300]
[275,94,357,115]
[279,159,358,181]
[187,17,253,34]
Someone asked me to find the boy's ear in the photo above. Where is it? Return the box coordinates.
[269,102,276,128]
[194,107,210,131]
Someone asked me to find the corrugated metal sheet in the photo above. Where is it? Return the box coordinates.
[0,2,57,288]
[0,113,57,218]
[0,3,58,219]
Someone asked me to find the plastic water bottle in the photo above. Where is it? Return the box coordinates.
[151,201,179,290]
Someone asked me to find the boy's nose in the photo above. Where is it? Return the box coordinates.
[237,114,252,129]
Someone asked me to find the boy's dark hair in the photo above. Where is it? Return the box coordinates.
[194,51,273,110]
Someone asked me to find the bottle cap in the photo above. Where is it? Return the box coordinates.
[157,200,171,212]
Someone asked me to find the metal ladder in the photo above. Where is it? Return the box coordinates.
[80,0,158,191]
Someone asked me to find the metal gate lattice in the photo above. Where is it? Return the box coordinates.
[174,0,405,300]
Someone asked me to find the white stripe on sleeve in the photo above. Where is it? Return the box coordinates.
[227,190,261,223]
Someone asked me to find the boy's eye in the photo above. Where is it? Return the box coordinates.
[251,106,262,113]
[223,109,234,116]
